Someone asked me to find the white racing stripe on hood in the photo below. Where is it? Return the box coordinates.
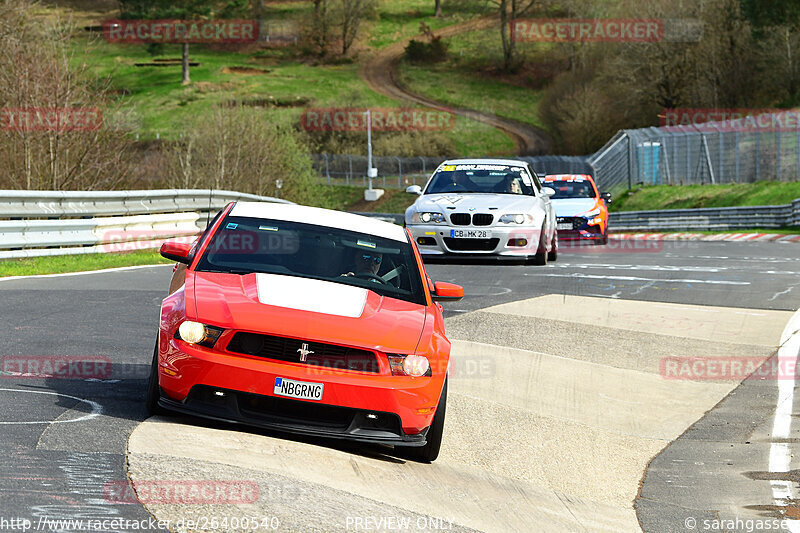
[255,273,368,318]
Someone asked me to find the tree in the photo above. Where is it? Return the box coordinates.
[740,0,800,99]
[336,0,374,55]
[311,0,331,55]
[0,0,136,190]
[488,0,536,72]
[117,0,213,85]
[435,0,442,17]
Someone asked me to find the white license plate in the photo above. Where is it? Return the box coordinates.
[557,223,572,230]
[274,377,323,401]
[450,229,492,239]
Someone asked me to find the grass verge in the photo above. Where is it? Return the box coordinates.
[611,181,800,212]
[0,249,171,278]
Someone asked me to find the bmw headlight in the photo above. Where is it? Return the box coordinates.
[415,212,445,224]
[582,208,601,217]
[499,213,534,224]
[176,321,224,348]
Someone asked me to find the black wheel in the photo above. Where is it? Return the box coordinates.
[600,232,609,245]
[547,229,558,262]
[146,340,167,416]
[399,377,447,463]
[529,225,548,265]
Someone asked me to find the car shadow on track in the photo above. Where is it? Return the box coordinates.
[150,414,410,464]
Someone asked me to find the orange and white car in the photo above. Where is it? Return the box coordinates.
[543,174,610,245]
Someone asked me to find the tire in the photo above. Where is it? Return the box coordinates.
[600,231,609,245]
[547,229,558,262]
[145,340,167,416]
[529,225,548,266]
[399,377,448,463]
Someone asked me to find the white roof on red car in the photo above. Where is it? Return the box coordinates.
[229,202,407,242]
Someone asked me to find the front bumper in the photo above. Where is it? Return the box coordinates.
[158,385,428,447]
[157,338,444,446]
[406,223,542,256]
[556,216,606,241]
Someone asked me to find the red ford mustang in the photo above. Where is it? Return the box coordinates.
[147,201,464,462]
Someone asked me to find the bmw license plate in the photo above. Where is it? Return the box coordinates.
[557,222,572,230]
[274,377,323,401]
[450,229,491,238]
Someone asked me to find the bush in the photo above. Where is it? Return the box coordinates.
[0,0,136,190]
[404,36,448,63]
[163,107,316,205]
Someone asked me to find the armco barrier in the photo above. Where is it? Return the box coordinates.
[608,199,800,231]
[0,189,290,259]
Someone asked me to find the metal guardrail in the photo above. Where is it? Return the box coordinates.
[608,199,800,231]
[0,189,290,259]
[0,189,291,219]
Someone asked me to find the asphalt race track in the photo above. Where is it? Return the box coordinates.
[1,239,800,532]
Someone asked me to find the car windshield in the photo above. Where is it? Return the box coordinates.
[425,164,535,195]
[546,180,597,199]
[194,216,426,306]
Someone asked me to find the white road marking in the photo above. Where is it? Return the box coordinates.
[0,264,169,282]
[557,263,726,273]
[770,286,797,302]
[0,388,102,425]
[768,308,800,532]
[525,272,749,285]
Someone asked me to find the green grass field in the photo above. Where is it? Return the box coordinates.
[611,181,800,212]
[0,249,170,277]
[396,27,550,130]
[80,34,511,154]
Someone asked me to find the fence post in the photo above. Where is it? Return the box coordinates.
[777,128,782,181]
[755,125,761,182]
[713,124,723,184]
[347,155,353,185]
[396,157,402,188]
[419,156,426,178]
[685,131,691,183]
[627,133,633,190]
[735,130,740,182]
[323,153,330,185]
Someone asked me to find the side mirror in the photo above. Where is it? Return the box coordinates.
[601,192,612,204]
[160,240,193,264]
[541,187,556,197]
[406,185,422,196]
[432,281,464,302]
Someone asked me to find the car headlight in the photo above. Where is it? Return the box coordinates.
[499,213,534,224]
[176,321,224,348]
[582,208,601,217]
[388,354,432,377]
[415,212,445,224]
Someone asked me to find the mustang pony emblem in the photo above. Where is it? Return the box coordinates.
[297,343,314,362]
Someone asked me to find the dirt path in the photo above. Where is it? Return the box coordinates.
[359,16,552,156]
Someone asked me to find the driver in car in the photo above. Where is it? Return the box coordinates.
[341,250,383,279]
